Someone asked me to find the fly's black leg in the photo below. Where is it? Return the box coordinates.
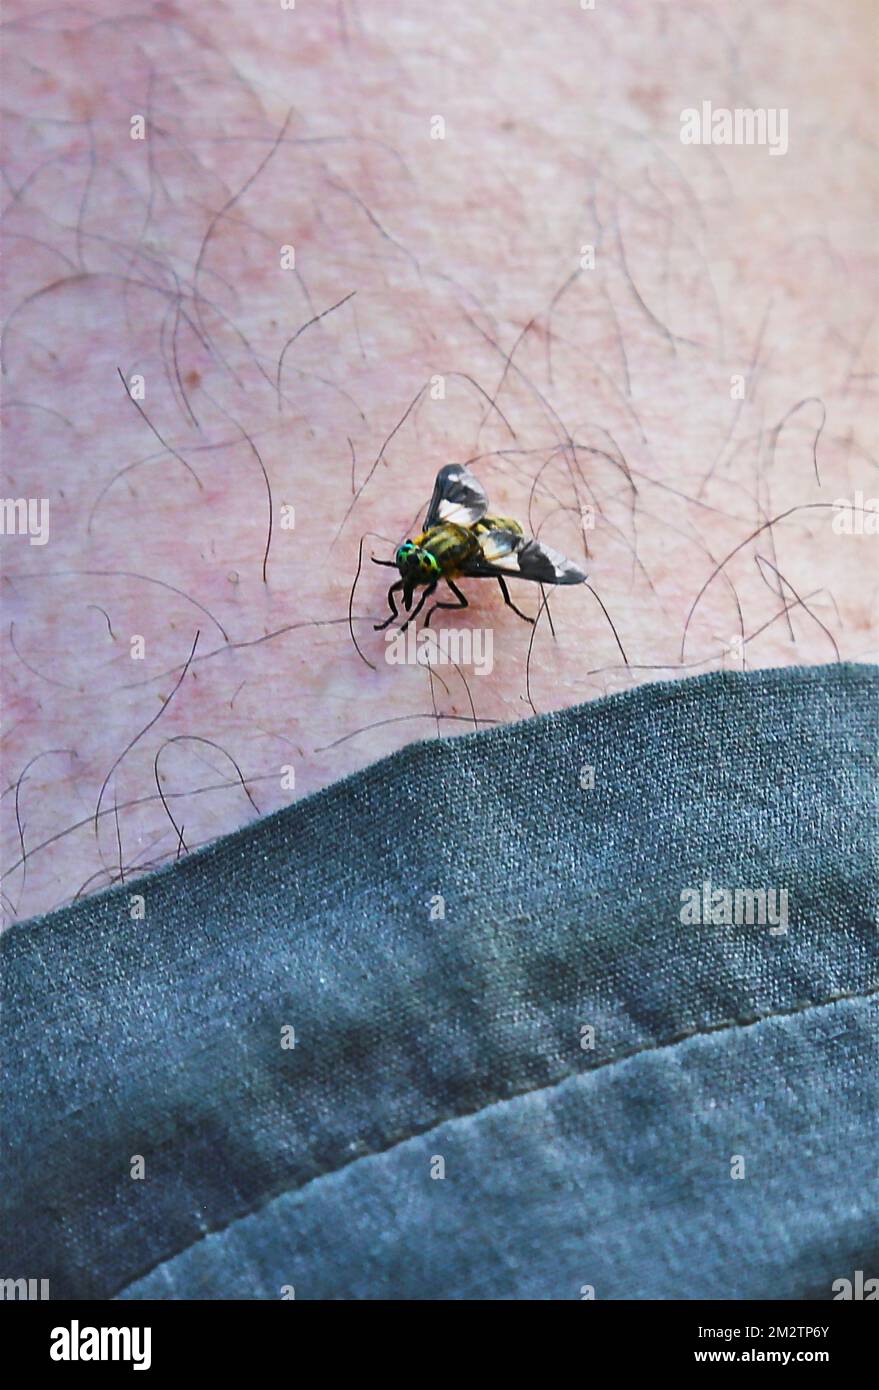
[374,580,404,631]
[497,574,535,624]
[399,582,437,633]
[424,579,469,629]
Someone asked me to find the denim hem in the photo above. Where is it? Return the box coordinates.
[3,663,878,1299]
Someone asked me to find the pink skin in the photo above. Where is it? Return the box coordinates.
[1,0,876,923]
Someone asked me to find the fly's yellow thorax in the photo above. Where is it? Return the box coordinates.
[416,523,480,576]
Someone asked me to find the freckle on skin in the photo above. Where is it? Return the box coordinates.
[628,84,667,118]
[68,87,97,122]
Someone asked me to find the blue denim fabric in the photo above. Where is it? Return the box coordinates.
[2,664,877,1300]
[120,994,877,1301]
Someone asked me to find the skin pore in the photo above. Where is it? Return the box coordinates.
[1,0,876,923]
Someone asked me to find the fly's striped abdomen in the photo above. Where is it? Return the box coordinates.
[474,515,525,542]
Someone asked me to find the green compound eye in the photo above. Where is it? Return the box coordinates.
[395,541,416,567]
[421,552,440,574]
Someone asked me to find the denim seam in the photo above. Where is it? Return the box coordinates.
[113,978,879,1299]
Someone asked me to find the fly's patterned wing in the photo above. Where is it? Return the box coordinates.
[423,464,489,530]
[512,538,587,584]
[474,518,524,562]
[464,522,588,585]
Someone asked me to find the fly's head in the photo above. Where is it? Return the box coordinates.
[395,540,441,608]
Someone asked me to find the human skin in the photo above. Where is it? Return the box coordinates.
[1,0,876,923]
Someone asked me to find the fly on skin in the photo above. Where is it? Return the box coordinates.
[372,463,588,632]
